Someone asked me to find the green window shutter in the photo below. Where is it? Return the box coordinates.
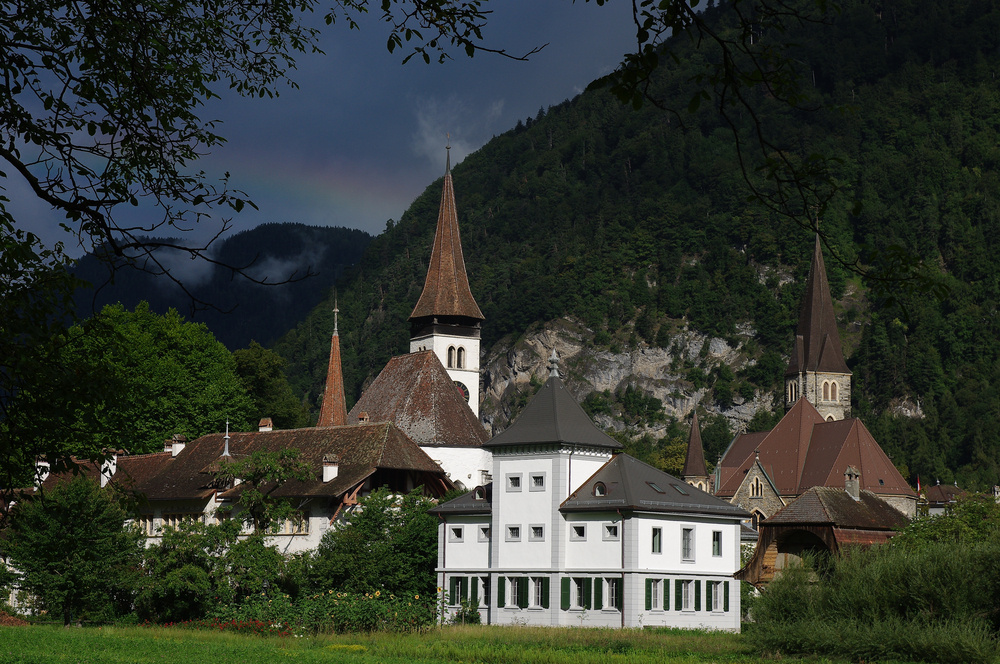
[594,578,603,610]
[616,578,624,610]
[561,577,571,610]
[663,578,670,611]
[498,576,506,608]
[724,581,730,612]
[675,579,682,610]
[583,578,593,609]
[542,577,550,609]
[644,578,652,611]
[470,577,478,606]
[706,581,713,611]
[449,577,458,605]
[694,580,701,611]
[518,577,529,609]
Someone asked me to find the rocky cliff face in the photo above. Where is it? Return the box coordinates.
[480,317,778,438]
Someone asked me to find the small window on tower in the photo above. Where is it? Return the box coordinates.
[457,347,466,369]
[447,346,456,368]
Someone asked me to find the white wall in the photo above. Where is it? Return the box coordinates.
[422,446,492,490]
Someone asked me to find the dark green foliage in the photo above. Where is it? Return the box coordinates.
[233,342,312,429]
[3,476,144,625]
[215,448,313,532]
[307,488,438,598]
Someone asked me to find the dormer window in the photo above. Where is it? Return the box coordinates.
[474,487,486,501]
[594,482,607,497]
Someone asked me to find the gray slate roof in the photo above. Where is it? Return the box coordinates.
[428,482,492,515]
[484,375,622,450]
[561,454,750,519]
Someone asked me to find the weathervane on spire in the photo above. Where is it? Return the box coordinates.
[548,349,560,378]
[333,296,339,336]
[445,133,451,173]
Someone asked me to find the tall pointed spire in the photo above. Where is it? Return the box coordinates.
[682,411,709,490]
[318,300,348,427]
[408,143,484,323]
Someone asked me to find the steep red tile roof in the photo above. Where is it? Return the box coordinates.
[923,482,966,506]
[682,410,708,477]
[786,235,851,376]
[765,487,909,531]
[317,309,348,427]
[409,154,484,322]
[134,422,451,501]
[716,399,914,499]
[347,350,487,447]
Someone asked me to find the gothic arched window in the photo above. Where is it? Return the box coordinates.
[457,347,466,369]
[447,346,456,368]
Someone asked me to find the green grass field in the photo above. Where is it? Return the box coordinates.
[0,624,880,664]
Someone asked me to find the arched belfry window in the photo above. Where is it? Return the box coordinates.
[447,346,456,368]
[831,381,838,401]
[827,415,835,422]
[457,346,466,369]
[787,380,799,403]
[823,381,830,401]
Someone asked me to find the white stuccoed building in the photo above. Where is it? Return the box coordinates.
[431,353,749,630]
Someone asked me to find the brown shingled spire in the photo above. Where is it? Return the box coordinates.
[682,410,709,478]
[317,302,348,427]
[408,144,484,323]
[786,235,850,376]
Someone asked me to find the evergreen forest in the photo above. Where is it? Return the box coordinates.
[273,0,1000,490]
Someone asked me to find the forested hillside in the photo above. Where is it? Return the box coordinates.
[73,223,372,350]
[274,0,1000,490]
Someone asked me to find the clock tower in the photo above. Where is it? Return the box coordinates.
[408,144,484,417]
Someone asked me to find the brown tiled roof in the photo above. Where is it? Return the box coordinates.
[923,482,966,505]
[561,454,748,518]
[134,422,450,502]
[765,487,909,531]
[716,398,914,499]
[347,351,487,448]
[317,322,348,427]
[484,374,622,450]
[408,161,484,322]
[682,410,708,477]
[786,235,851,376]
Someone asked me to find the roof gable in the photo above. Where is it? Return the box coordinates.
[347,350,488,447]
[765,487,908,530]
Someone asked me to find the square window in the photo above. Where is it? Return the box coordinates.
[652,527,662,554]
[506,525,521,542]
[478,525,491,542]
[507,474,522,492]
[712,530,722,557]
[449,526,464,543]
[682,527,694,560]
[570,524,587,541]
[529,473,546,491]
[603,523,619,541]
[529,524,545,542]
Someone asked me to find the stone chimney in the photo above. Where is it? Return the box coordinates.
[844,465,861,501]
[323,454,340,483]
[258,417,273,432]
[170,434,187,457]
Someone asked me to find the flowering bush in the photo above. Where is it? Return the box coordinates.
[209,590,437,634]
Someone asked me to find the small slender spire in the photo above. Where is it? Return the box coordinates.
[682,410,708,478]
[318,303,348,427]
[222,420,231,457]
[445,133,451,174]
[548,349,560,378]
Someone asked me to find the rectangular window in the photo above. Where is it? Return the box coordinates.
[606,578,621,610]
[571,578,592,609]
[681,580,692,610]
[652,527,662,554]
[138,515,156,536]
[682,527,694,560]
[570,524,586,541]
[448,576,469,606]
[603,523,619,541]
[506,473,522,492]
[507,576,529,609]
[449,526,464,543]
[506,525,521,541]
[279,511,310,535]
[531,577,550,608]
[529,524,545,542]
[712,530,722,557]
[162,513,203,530]
[529,472,546,491]
[478,525,491,542]
[710,580,722,611]
[650,579,661,609]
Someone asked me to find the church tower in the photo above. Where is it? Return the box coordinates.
[785,235,852,420]
[317,303,348,427]
[682,410,711,492]
[409,145,485,417]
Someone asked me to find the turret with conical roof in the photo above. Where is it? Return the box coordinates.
[317,303,348,427]
[409,144,484,417]
[785,235,851,420]
[682,410,711,491]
